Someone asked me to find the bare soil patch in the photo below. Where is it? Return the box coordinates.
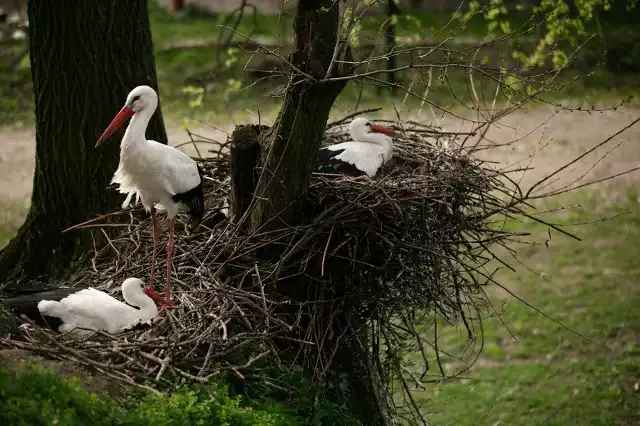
[1,105,638,208]
[436,105,640,193]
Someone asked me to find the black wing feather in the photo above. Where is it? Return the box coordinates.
[171,164,205,222]
[317,148,366,177]
[2,287,83,330]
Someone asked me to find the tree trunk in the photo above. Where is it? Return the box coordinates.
[229,1,391,424]
[386,0,400,95]
[248,0,348,232]
[0,0,167,288]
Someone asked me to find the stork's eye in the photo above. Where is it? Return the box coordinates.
[132,95,140,102]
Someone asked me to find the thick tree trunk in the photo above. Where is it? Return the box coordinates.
[0,0,167,288]
[248,0,348,232]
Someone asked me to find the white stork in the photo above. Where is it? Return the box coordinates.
[95,85,204,309]
[35,278,158,335]
[317,117,399,177]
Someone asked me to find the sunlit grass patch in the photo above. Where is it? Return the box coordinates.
[412,189,640,425]
[423,356,639,426]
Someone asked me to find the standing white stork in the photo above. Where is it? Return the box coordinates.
[317,117,399,178]
[35,278,158,335]
[95,85,204,309]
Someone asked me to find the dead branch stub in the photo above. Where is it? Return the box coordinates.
[229,124,266,223]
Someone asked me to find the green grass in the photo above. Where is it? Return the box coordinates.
[0,355,363,426]
[0,202,28,249]
[414,190,640,425]
[147,1,502,47]
[425,358,639,426]
[148,1,294,46]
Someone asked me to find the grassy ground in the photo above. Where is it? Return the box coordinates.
[417,190,640,425]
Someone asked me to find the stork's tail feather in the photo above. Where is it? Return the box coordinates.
[173,183,204,228]
[189,212,203,227]
[37,300,66,318]
[121,190,140,209]
[190,165,206,225]
[188,196,205,230]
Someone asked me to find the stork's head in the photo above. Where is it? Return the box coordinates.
[122,277,163,304]
[122,277,145,295]
[95,85,158,148]
[125,85,158,113]
[349,117,398,143]
[121,277,147,304]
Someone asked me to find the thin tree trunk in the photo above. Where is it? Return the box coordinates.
[248,0,348,232]
[380,0,400,96]
[0,0,167,288]
[229,1,391,424]
[387,0,400,95]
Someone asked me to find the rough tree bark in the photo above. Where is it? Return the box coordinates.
[230,1,391,424]
[0,0,167,288]
[248,0,348,232]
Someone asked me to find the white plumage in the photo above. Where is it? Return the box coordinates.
[37,278,158,335]
[111,133,201,218]
[317,117,398,178]
[95,85,205,308]
[101,86,203,218]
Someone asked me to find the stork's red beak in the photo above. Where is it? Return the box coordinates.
[371,124,398,137]
[95,105,134,148]
[144,287,165,306]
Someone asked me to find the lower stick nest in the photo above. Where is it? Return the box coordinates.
[2,118,527,402]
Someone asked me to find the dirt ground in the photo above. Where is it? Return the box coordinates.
[1,104,639,206]
[437,104,640,192]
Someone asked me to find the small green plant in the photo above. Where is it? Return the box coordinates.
[0,364,303,426]
[465,0,639,69]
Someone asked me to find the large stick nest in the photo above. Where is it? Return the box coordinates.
[1,115,529,403]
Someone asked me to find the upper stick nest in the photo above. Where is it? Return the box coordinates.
[2,114,526,395]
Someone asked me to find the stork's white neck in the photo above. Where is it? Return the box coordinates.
[122,287,158,322]
[122,107,154,147]
[352,131,394,161]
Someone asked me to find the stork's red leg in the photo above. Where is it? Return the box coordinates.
[146,209,163,302]
[163,217,178,308]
